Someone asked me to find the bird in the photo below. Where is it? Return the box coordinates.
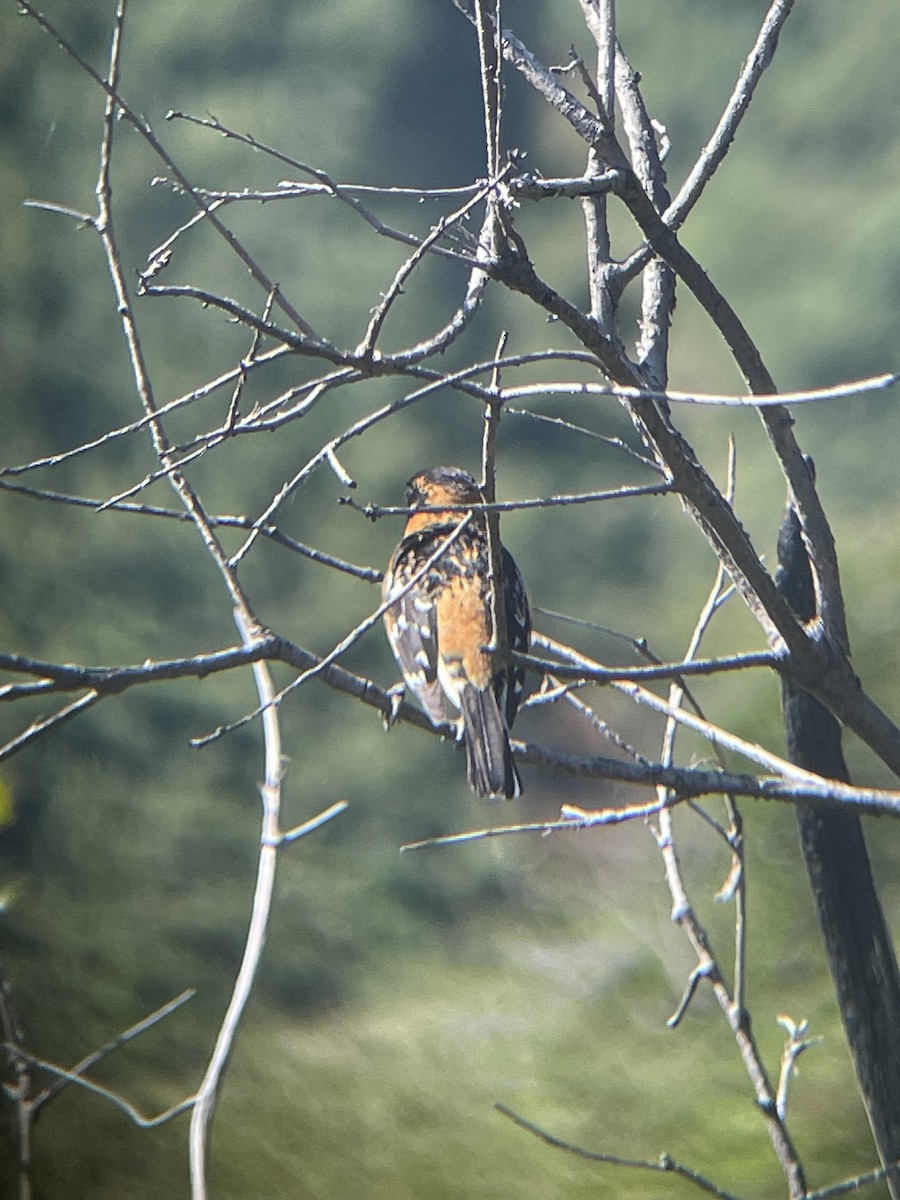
[382,465,531,798]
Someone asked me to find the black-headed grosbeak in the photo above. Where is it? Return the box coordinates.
[382,465,531,798]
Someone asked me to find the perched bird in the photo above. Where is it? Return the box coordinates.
[382,466,531,798]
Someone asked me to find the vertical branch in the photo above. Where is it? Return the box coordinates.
[653,817,807,1198]
[777,492,900,1200]
[649,442,806,1195]
[578,0,617,334]
[709,444,746,1017]
[657,449,745,1017]
[188,615,347,1198]
[188,609,284,1199]
[614,44,674,389]
[474,0,501,174]
[474,0,509,675]
[101,26,293,1190]
[474,0,503,247]
[482,333,509,666]
[724,797,746,1018]
[0,965,33,1200]
[94,0,256,623]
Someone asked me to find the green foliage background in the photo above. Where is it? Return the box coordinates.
[2,0,900,1196]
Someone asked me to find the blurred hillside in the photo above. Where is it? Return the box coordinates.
[2,0,900,1196]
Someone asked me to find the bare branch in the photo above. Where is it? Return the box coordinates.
[494,1103,744,1200]
[532,633,815,783]
[0,484,379,581]
[0,692,101,764]
[510,170,618,199]
[500,373,899,408]
[806,1164,900,1200]
[355,175,498,358]
[352,479,673,521]
[30,990,196,1118]
[188,609,344,1198]
[666,0,796,235]
[401,794,681,852]
[18,2,322,342]
[13,1054,193,1130]
[517,738,900,815]
[613,42,674,387]
[776,1015,823,1122]
[6,990,197,1148]
[162,111,477,269]
[518,648,777,684]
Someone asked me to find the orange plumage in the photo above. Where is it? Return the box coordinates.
[382,466,530,798]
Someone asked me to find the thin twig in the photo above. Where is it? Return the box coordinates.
[30,989,196,1117]
[0,692,101,764]
[518,648,777,684]
[654,438,747,1020]
[544,677,653,765]
[401,794,680,851]
[14,1055,193,1129]
[353,479,673,520]
[806,1163,900,1200]
[498,373,898,410]
[775,1015,823,1123]
[161,111,477,270]
[531,633,820,785]
[668,963,714,1029]
[495,1103,744,1200]
[19,2,322,341]
[482,332,508,679]
[4,988,197,1148]
[0,484,381,582]
[356,175,498,357]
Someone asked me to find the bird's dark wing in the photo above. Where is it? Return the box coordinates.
[498,545,531,728]
[383,542,453,726]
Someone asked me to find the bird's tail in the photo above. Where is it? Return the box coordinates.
[459,684,522,799]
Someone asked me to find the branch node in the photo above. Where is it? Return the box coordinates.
[667,961,713,1028]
